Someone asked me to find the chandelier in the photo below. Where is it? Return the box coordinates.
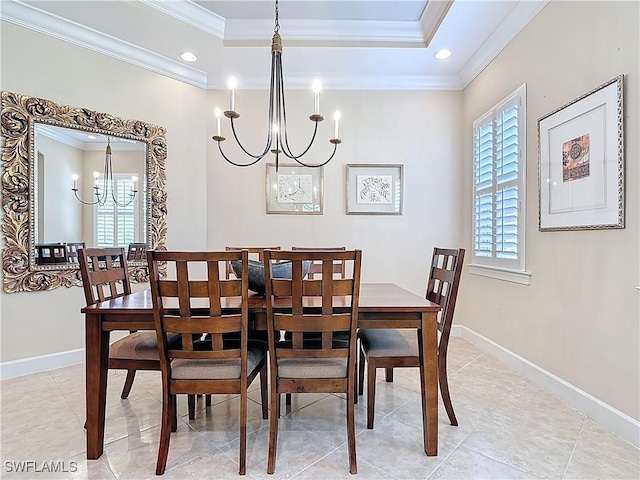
[212,0,342,172]
[71,136,138,207]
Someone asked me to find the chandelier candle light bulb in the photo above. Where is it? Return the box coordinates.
[71,173,79,191]
[333,111,341,139]
[312,80,322,115]
[228,77,237,112]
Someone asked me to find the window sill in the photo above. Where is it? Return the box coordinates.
[468,264,531,285]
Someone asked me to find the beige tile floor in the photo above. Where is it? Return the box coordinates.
[1,337,638,479]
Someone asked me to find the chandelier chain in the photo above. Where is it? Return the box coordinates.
[274,0,280,33]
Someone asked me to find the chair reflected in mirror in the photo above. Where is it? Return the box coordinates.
[65,242,85,264]
[35,243,67,265]
[127,242,147,261]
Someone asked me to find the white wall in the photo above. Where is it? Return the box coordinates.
[206,89,464,294]
[0,22,209,362]
[458,0,640,419]
[36,136,83,243]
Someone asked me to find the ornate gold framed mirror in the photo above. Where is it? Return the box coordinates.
[1,91,167,293]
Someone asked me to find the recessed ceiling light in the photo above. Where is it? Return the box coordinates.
[180,51,198,62]
[87,135,97,139]
[435,49,452,60]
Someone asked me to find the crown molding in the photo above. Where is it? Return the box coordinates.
[458,0,550,88]
[224,19,426,47]
[207,73,462,91]
[419,0,454,47]
[140,0,225,39]
[0,0,208,89]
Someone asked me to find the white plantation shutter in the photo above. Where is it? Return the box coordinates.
[472,85,526,271]
[95,174,137,248]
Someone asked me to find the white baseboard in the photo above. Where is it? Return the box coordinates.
[457,325,640,449]
[0,348,85,380]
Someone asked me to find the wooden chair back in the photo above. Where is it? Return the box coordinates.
[78,247,131,306]
[426,248,465,345]
[147,250,250,377]
[291,246,346,279]
[224,246,281,279]
[264,249,362,371]
[127,243,147,261]
[65,242,85,264]
[35,243,67,265]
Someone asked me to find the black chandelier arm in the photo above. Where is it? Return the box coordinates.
[228,117,273,159]
[282,141,338,168]
[217,140,266,167]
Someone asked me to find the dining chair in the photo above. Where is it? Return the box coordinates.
[291,246,346,279]
[35,243,67,265]
[127,242,147,261]
[65,242,85,264]
[264,249,362,474]
[357,247,465,428]
[147,250,268,475]
[78,247,162,400]
[285,246,347,407]
[224,246,281,279]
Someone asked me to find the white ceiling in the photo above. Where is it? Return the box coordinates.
[1,0,548,90]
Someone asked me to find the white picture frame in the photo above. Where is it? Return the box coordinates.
[538,75,624,231]
[346,164,403,215]
[265,163,323,214]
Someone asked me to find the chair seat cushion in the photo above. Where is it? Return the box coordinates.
[171,346,266,380]
[359,329,418,358]
[109,332,159,361]
[278,357,347,379]
[110,332,181,361]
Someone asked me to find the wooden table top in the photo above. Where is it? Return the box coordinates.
[82,283,440,314]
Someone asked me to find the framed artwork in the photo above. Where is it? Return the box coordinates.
[538,75,624,231]
[346,164,403,215]
[265,163,323,214]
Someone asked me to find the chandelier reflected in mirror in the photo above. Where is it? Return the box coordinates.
[71,136,138,207]
[212,0,342,171]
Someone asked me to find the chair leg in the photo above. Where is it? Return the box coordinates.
[188,394,196,420]
[260,363,269,419]
[239,390,247,475]
[358,348,365,396]
[385,368,393,382]
[366,360,376,429]
[205,395,212,407]
[171,395,177,432]
[267,385,279,474]
[346,380,358,474]
[439,354,458,426]
[120,369,136,399]
[156,392,173,475]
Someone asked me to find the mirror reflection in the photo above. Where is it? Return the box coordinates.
[33,124,147,268]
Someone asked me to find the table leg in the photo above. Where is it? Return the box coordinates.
[86,313,109,459]
[419,311,438,455]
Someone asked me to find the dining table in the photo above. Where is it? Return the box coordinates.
[82,282,442,459]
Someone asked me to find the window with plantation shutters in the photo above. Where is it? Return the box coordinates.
[95,174,138,248]
[471,84,529,282]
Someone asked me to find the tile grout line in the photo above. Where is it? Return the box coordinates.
[561,415,587,479]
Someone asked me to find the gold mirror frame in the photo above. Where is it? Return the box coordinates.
[1,91,167,293]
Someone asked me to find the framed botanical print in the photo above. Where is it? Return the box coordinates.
[346,164,403,215]
[265,163,323,214]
